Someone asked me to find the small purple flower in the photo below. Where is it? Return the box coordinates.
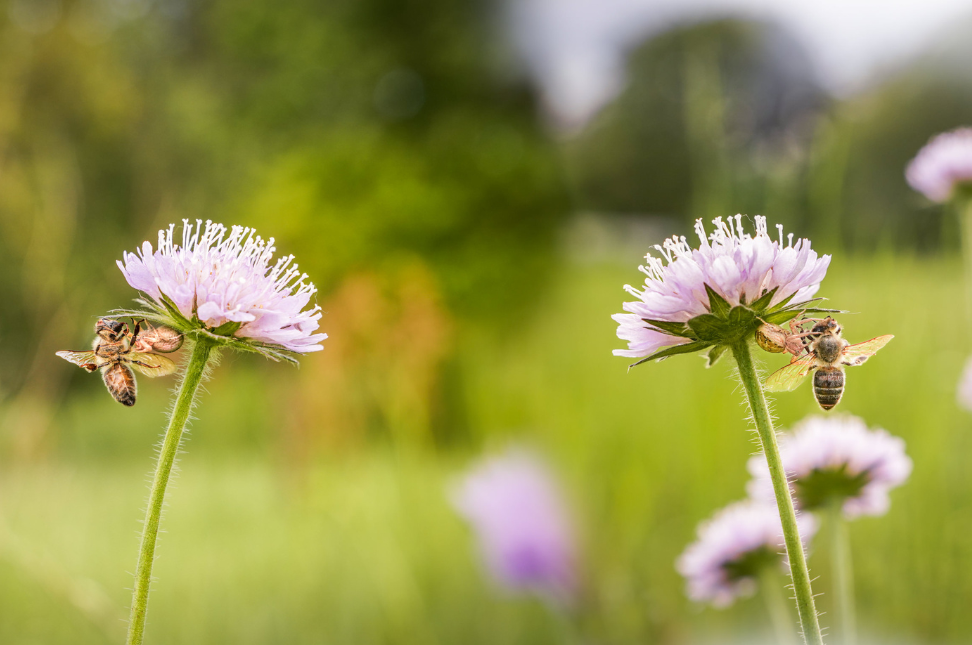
[451,450,577,603]
[614,215,830,360]
[906,128,972,203]
[117,220,325,354]
[957,355,972,412]
[747,415,912,519]
[677,500,817,608]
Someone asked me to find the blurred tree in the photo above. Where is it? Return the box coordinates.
[564,18,827,232]
[0,0,570,456]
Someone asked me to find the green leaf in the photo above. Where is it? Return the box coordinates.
[688,314,731,342]
[627,339,714,368]
[705,344,728,368]
[704,284,732,319]
[748,287,779,313]
[642,318,695,338]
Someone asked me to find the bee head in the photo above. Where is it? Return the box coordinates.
[811,316,841,336]
[95,318,126,341]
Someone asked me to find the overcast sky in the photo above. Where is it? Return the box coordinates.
[506,0,972,128]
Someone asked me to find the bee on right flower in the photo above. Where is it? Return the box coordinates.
[763,317,893,410]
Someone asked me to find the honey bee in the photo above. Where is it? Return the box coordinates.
[755,317,818,356]
[763,317,893,411]
[56,318,182,406]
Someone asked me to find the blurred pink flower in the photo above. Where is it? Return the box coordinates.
[906,128,972,203]
[613,215,830,359]
[957,355,972,412]
[676,500,817,608]
[747,415,912,519]
[118,220,325,353]
[451,450,577,604]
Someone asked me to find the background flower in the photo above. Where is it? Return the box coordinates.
[613,215,830,360]
[906,128,972,203]
[118,220,326,354]
[676,500,817,607]
[451,449,577,603]
[957,356,972,412]
[747,415,912,519]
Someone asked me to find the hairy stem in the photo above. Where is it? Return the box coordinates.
[126,338,215,645]
[829,502,857,645]
[759,566,799,645]
[731,340,824,645]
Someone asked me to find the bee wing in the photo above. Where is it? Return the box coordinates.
[56,350,101,373]
[840,334,894,366]
[126,352,179,378]
[764,354,816,392]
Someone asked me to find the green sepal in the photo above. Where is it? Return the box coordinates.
[765,291,797,314]
[688,314,731,342]
[642,318,695,338]
[705,344,728,368]
[727,305,756,330]
[748,287,779,313]
[628,339,714,368]
[760,309,805,326]
[704,284,732,319]
[212,321,243,336]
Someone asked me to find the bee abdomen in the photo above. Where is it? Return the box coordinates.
[813,368,844,411]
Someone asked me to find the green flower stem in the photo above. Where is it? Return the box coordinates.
[126,338,216,645]
[828,502,857,645]
[759,566,799,645]
[731,340,823,645]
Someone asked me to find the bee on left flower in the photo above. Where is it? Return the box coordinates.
[56,319,183,406]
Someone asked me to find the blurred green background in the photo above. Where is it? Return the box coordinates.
[0,0,970,643]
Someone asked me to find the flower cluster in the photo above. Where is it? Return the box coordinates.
[747,415,912,519]
[614,215,831,364]
[117,220,326,356]
[677,500,817,607]
[906,128,972,203]
[451,450,577,604]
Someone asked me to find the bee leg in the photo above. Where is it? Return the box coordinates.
[131,319,144,345]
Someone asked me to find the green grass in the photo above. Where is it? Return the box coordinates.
[1,254,968,644]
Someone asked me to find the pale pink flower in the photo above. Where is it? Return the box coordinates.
[613,215,830,359]
[118,220,325,353]
[957,355,972,412]
[906,128,972,203]
[451,450,577,603]
[677,500,817,607]
[747,415,912,519]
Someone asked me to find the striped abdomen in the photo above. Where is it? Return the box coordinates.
[813,367,843,410]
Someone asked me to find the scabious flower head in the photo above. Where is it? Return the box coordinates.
[906,128,972,203]
[117,220,326,358]
[451,450,577,604]
[747,415,912,519]
[614,215,831,365]
[957,355,972,412]
[677,500,817,608]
